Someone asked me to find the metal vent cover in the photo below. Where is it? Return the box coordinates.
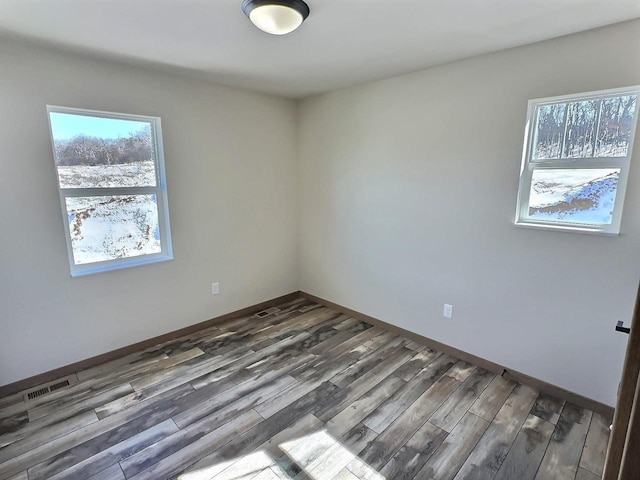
[24,374,78,402]
[27,387,50,400]
[254,306,281,318]
[49,379,71,392]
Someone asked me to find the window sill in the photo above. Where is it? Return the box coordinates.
[514,220,620,237]
[70,254,173,277]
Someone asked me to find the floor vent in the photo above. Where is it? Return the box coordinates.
[254,307,281,318]
[49,379,71,392]
[26,387,50,400]
[24,375,77,402]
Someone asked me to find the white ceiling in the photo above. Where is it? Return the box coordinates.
[1,0,639,98]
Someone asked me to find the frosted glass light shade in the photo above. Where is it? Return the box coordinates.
[242,0,310,35]
[250,5,302,35]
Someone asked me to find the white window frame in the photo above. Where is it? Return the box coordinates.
[515,85,640,236]
[47,106,173,276]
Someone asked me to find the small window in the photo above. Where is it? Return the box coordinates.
[515,86,640,235]
[47,106,173,276]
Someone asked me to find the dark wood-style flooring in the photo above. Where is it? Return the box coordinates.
[0,297,610,480]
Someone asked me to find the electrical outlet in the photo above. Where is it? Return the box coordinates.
[443,304,453,318]
[211,283,220,295]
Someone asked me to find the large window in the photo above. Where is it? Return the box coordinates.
[515,86,639,235]
[47,106,173,276]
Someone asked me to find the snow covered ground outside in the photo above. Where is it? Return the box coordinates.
[66,195,161,264]
[528,169,619,225]
[57,160,156,188]
[58,161,161,265]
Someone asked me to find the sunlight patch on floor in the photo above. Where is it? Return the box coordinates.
[177,429,384,480]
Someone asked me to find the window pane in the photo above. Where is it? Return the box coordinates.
[563,100,598,158]
[533,104,566,159]
[528,168,619,225]
[50,112,157,188]
[66,195,161,265]
[595,95,638,157]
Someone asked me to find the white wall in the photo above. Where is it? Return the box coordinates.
[0,40,298,386]
[298,20,640,406]
[2,21,638,406]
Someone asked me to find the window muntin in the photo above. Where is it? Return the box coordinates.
[48,106,172,275]
[516,86,639,235]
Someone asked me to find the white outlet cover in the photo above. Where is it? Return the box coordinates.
[212,283,220,295]
[443,304,453,318]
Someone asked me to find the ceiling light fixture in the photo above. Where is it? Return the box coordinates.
[241,0,310,35]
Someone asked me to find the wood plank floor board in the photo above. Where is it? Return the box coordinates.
[280,430,353,480]
[13,353,171,419]
[27,348,202,424]
[415,411,490,480]
[362,353,458,434]
[247,308,344,346]
[204,450,276,480]
[211,300,305,333]
[579,412,611,477]
[0,297,609,480]
[344,457,384,480]
[255,413,324,466]
[254,336,403,420]
[308,322,375,355]
[294,439,355,480]
[33,419,179,480]
[181,382,342,479]
[325,375,406,437]
[0,384,132,448]
[325,337,409,389]
[173,373,298,429]
[378,420,448,480]
[0,392,26,414]
[333,317,361,331]
[452,384,539,480]
[530,391,565,426]
[340,423,379,456]
[125,348,206,392]
[0,383,194,480]
[76,352,169,382]
[85,464,126,480]
[249,315,347,354]
[430,368,495,433]
[120,374,298,477]
[89,350,217,419]
[149,354,309,431]
[405,340,428,352]
[534,403,593,480]
[392,348,441,382]
[125,409,264,480]
[290,331,380,383]
[147,348,257,392]
[0,410,100,465]
[468,375,517,422]
[575,467,601,480]
[331,468,359,480]
[446,360,477,382]
[360,331,398,352]
[189,332,318,391]
[492,414,555,480]
[314,346,416,422]
[323,326,384,359]
[359,373,461,470]
[25,401,187,480]
[4,473,27,480]
[307,330,353,356]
